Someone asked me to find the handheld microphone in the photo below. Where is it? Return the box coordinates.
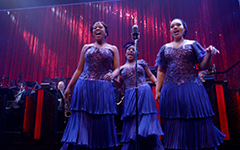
[132,25,140,40]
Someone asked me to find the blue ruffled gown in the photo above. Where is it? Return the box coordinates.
[120,59,164,150]
[155,40,225,149]
[61,47,119,150]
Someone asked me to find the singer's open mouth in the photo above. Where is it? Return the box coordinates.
[96,32,101,35]
[173,30,179,34]
[127,53,134,58]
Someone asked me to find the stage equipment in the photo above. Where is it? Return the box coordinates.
[40,82,51,89]
[132,24,140,150]
[0,88,14,133]
[30,81,41,94]
[23,89,60,139]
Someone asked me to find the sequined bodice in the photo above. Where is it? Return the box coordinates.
[164,45,202,85]
[80,47,114,80]
[121,60,148,89]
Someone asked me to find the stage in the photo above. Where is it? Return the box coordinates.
[0,132,240,150]
[0,0,240,149]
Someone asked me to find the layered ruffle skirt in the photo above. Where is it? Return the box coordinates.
[120,84,164,150]
[61,79,119,150]
[159,81,225,149]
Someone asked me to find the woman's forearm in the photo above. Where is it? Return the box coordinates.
[198,52,212,70]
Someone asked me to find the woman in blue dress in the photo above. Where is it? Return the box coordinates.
[155,18,225,149]
[61,21,120,150]
[114,42,164,150]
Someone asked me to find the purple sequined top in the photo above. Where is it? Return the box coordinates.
[121,59,148,89]
[155,40,206,86]
[80,47,114,81]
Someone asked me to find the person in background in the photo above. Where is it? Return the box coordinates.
[58,81,65,92]
[5,80,29,131]
[155,18,225,149]
[8,79,18,95]
[57,81,66,130]
[114,42,164,150]
[57,81,66,108]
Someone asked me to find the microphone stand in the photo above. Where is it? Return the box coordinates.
[134,39,139,150]
[19,68,45,75]
[132,24,140,150]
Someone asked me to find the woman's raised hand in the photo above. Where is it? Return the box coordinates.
[206,45,220,55]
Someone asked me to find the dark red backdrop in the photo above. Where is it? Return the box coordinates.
[0,0,239,89]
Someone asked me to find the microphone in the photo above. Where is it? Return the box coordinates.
[132,25,140,40]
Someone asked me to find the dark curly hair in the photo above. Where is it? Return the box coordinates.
[123,41,139,57]
[122,41,134,49]
[90,21,108,38]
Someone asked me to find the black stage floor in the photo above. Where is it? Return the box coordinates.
[0,132,240,150]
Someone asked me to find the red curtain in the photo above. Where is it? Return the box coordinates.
[0,0,239,89]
